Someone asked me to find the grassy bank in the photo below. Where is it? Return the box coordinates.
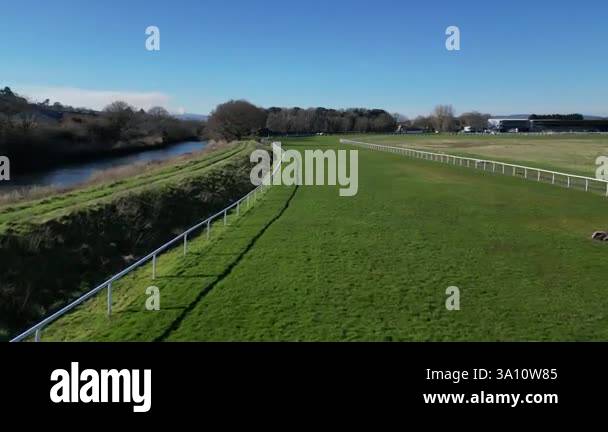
[1,141,261,339]
[39,135,608,341]
[0,143,246,234]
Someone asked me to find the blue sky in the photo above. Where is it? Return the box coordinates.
[2,0,607,117]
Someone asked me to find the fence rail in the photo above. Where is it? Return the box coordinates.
[10,158,283,342]
[341,139,608,196]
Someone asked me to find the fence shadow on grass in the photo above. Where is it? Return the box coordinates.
[154,185,299,342]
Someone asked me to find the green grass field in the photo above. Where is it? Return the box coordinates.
[36,135,608,341]
[347,133,608,177]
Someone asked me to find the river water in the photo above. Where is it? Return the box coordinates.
[0,140,207,192]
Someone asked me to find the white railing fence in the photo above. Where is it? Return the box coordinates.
[10,158,283,342]
[341,139,608,196]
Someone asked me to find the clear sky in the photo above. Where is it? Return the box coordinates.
[2,0,607,117]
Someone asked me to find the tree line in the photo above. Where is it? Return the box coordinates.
[0,87,201,173]
[205,100,397,141]
[205,101,499,140]
[402,105,492,132]
[4,85,544,176]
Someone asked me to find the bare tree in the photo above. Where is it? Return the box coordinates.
[103,101,135,137]
[432,105,456,132]
[354,116,370,133]
[104,101,133,113]
[459,111,491,131]
[147,106,170,119]
[206,100,267,141]
[0,87,29,127]
[412,115,434,131]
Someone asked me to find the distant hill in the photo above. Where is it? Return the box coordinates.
[491,114,530,119]
[174,113,208,121]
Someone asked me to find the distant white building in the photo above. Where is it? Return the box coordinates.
[488,117,608,133]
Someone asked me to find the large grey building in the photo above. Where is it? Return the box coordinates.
[488,117,608,133]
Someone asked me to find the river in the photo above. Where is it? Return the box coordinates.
[0,140,207,192]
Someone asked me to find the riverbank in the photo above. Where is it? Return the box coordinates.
[0,139,208,194]
[0,141,261,339]
[4,133,203,175]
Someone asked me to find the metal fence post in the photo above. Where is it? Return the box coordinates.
[552,173,555,184]
[183,233,188,256]
[35,328,41,342]
[224,209,227,226]
[152,254,156,280]
[567,176,571,188]
[107,282,112,317]
[237,201,240,216]
[586,179,589,192]
[207,220,211,239]
[538,171,541,181]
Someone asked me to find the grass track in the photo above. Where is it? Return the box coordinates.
[39,183,295,341]
[41,136,608,341]
[349,133,608,177]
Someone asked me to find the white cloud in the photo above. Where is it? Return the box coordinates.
[15,85,175,112]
